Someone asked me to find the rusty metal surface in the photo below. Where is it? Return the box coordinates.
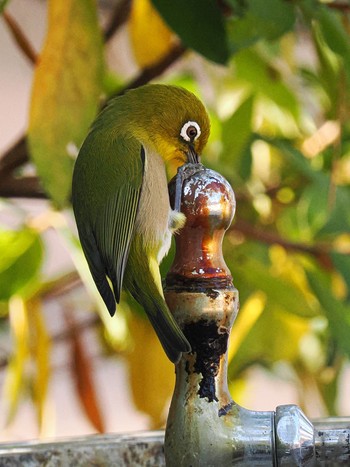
[165,164,350,466]
[165,165,276,466]
[167,164,235,291]
[0,431,165,466]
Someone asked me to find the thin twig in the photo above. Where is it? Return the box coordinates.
[327,2,350,12]
[103,0,132,42]
[2,10,37,64]
[231,218,333,269]
[0,175,46,198]
[0,135,28,176]
[116,43,186,94]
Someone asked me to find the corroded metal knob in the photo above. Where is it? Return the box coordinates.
[167,163,235,290]
[164,164,350,466]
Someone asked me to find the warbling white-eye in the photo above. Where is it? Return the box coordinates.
[72,84,210,362]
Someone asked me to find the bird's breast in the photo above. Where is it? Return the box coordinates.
[134,148,172,262]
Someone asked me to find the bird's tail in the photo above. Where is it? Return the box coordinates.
[124,255,191,363]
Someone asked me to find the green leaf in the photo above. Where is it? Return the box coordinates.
[228,0,295,53]
[227,16,260,53]
[271,139,322,182]
[316,6,350,77]
[221,95,254,180]
[28,0,104,208]
[306,268,350,359]
[0,229,43,301]
[0,0,10,13]
[234,50,299,119]
[150,0,229,64]
[246,0,295,41]
[4,296,30,425]
[228,302,309,379]
[298,179,330,236]
[29,299,51,431]
[319,186,350,236]
[234,257,317,318]
[331,252,350,301]
[310,23,340,118]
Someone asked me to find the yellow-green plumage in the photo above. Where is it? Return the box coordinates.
[72,84,210,362]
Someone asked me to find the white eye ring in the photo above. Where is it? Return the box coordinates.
[180,121,201,142]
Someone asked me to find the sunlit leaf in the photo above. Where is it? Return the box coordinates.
[221,94,254,180]
[151,0,229,64]
[3,296,30,425]
[0,228,43,301]
[271,139,322,182]
[28,298,51,432]
[270,142,350,237]
[306,268,350,359]
[129,0,176,68]
[317,359,342,416]
[3,297,51,430]
[319,186,350,236]
[310,23,340,118]
[298,180,330,237]
[126,309,174,428]
[65,312,105,433]
[330,252,350,302]
[316,6,350,78]
[234,257,317,318]
[228,291,265,361]
[28,0,104,207]
[228,302,309,379]
[234,50,299,119]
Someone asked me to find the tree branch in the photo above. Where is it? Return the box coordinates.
[0,175,46,198]
[2,0,132,65]
[2,10,37,64]
[116,43,186,94]
[232,218,333,269]
[103,0,132,42]
[0,135,28,176]
[327,2,350,13]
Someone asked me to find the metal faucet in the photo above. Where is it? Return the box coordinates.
[164,164,350,466]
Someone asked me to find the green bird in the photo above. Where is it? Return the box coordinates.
[72,84,210,363]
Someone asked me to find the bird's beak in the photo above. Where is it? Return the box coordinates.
[187,145,200,164]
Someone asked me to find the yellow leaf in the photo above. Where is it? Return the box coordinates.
[65,312,105,433]
[28,298,51,435]
[228,291,265,361]
[126,313,175,428]
[28,0,104,207]
[3,297,52,433]
[129,0,176,68]
[3,296,30,425]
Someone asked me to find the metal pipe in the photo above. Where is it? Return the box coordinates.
[164,164,350,466]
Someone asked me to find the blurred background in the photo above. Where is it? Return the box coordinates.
[1,0,350,442]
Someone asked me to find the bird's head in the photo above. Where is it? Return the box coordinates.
[124,84,210,166]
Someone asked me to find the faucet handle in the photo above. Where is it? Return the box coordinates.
[167,163,236,290]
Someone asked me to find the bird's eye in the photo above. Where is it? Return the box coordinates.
[180,121,201,142]
[187,126,198,139]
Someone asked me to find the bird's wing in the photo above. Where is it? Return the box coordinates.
[75,138,145,316]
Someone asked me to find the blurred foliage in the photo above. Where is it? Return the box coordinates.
[28,0,104,207]
[1,0,350,436]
